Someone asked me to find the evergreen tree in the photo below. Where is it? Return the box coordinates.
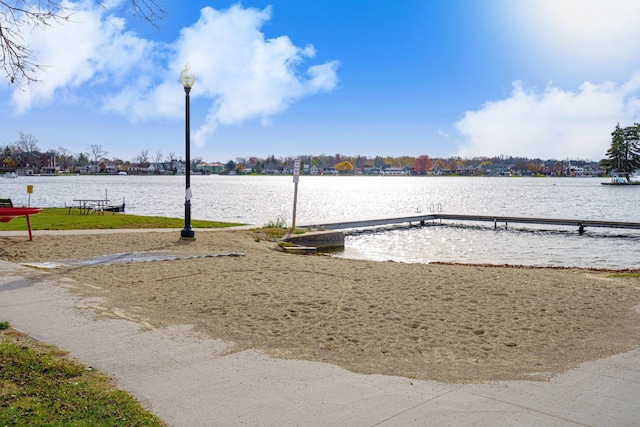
[606,123,640,174]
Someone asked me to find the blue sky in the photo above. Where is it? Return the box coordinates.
[2,0,640,163]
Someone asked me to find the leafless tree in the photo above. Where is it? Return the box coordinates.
[134,148,149,166]
[88,144,108,164]
[191,156,202,170]
[153,149,163,164]
[1,0,166,86]
[16,132,39,153]
[56,146,72,170]
[152,149,163,172]
[57,146,70,157]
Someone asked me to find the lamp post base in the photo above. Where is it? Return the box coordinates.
[181,198,194,239]
[180,228,195,239]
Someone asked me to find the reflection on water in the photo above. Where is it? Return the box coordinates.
[336,224,640,270]
[3,175,639,269]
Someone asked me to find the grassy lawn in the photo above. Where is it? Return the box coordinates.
[0,208,244,231]
[0,324,165,426]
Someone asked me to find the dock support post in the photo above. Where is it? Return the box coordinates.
[494,218,497,229]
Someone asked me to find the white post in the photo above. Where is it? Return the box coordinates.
[291,159,301,230]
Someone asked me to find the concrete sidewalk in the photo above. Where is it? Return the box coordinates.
[2,259,639,426]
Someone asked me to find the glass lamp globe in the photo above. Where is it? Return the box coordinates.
[180,64,195,88]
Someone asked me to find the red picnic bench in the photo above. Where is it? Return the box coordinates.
[0,199,42,241]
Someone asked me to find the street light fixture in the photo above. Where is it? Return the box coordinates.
[180,63,195,239]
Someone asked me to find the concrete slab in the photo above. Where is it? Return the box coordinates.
[462,353,640,426]
[2,259,640,426]
[385,388,586,427]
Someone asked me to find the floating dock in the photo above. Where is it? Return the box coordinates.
[299,213,640,234]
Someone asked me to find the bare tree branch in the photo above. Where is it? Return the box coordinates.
[88,143,108,164]
[0,0,166,87]
[16,131,39,152]
[118,0,166,29]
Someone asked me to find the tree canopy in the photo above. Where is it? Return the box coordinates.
[335,160,354,172]
[413,155,433,174]
[604,123,640,174]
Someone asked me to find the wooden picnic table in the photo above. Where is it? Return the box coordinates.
[71,199,111,215]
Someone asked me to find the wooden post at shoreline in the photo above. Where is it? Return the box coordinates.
[291,159,300,231]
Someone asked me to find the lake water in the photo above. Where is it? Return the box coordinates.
[2,175,639,269]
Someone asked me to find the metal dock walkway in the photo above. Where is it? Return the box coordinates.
[299,213,640,234]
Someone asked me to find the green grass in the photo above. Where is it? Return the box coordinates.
[0,330,165,426]
[0,208,243,231]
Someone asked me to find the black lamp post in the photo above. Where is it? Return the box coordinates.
[180,64,195,239]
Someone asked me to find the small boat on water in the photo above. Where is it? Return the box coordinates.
[103,204,125,212]
[103,199,125,212]
[601,174,640,185]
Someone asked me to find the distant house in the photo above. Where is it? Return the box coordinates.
[322,167,337,175]
[508,165,527,176]
[77,165,93,174]
[364,167,381,175]
[196,162,224,174]
[568,165,584,177]
[481,163,510,176]
[13,150,57,174]
[16,167,35,176]
[550,162,565,176]
[309,165,320,175]
[384,167,405,176]
[433,168,452,176]
[168,161,184,174]
[146,163,168,174]
[262,162,280,174]
[456,166,479,176]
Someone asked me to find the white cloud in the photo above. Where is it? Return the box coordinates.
[9,3,340,148]
[102,4,340,146]
[498,0,640,78]
[437,129,450,139]
[455,1,640,160]
[11,0,156,113]
[455,74,640,160]
[171,5,340,146]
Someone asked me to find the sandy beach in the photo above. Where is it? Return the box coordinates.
[2,229,640,383]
